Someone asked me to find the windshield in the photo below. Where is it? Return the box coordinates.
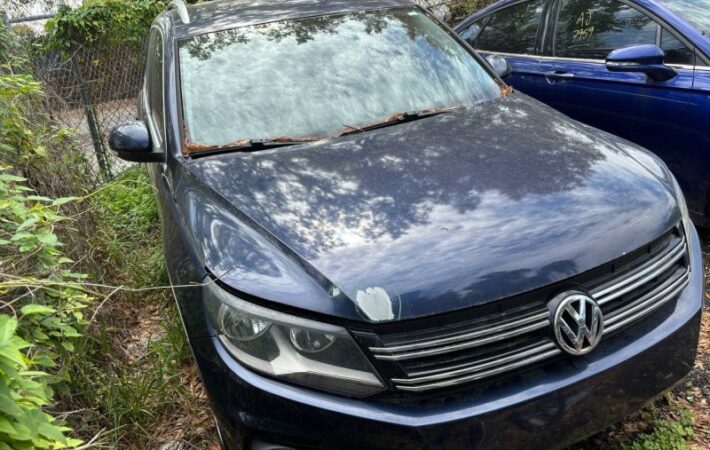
[656,0,710,35]
[178,8,501,149]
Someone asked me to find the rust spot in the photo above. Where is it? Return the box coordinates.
[340,105,463,136]
[268,136,326,143]
[501,86,514,97]
[182,135,325,157]
[183,139,249,156]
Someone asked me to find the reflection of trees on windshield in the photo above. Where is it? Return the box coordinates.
[182,10,445,61]
[179,8,500,147]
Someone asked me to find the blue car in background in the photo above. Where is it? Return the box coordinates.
[456,0,710,226]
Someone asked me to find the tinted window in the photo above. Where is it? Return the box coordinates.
[475,0,544,54]
[147,31,164,142]
[554,0,657,59]
[661,28,694,65]
[459,21,483,44]
[178,9,500,147]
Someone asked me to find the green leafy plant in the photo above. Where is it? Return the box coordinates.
[0,75,46,166]
[0,170,88,449]
[0,28,89,449]
[45,0,168,52]
[623,408,695,450]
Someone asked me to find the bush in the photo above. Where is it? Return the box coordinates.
[0,170,88,449]
[46,0,167,52]
[1,26,89,450]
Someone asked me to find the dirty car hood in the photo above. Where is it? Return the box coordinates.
[180,94,678,323]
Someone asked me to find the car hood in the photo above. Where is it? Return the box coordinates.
[179,94,679,323]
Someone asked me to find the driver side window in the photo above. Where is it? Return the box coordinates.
[462,0,544,55]
[553,0,694,65]
[554,0,656,59]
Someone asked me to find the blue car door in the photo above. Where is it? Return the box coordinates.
[542,0,707,216]
[458,0,565,107]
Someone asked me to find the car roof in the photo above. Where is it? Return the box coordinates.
[167,0,417,39]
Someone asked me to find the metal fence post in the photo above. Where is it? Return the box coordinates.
[1,11,10,29]
[69,48,113,180]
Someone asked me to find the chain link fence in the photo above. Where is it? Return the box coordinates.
[32,40,146,179]
[4,0,471,181]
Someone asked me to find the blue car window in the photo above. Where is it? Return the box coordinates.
[554,0,658,59]
[656,0,710,36]
[661,28,695,65]
[474,0,544,54]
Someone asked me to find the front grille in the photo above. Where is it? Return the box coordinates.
[362,225,689,393]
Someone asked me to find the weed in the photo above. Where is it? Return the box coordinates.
[89,167,166,287]
[623,407,694,450]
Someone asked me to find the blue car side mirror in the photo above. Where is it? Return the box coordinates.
[605,44,677,82]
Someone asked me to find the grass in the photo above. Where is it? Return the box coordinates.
[56,166,216,449]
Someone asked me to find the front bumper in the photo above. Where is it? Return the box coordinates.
[190,226,704,450]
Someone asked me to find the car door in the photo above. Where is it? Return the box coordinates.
[543,0,703,203]
[688,63,710,224]
[458,0,564,107]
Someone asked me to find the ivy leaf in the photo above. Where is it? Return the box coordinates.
[0,174,26,182]
[0,315,18,347]
[36,231,59,247]
[0,417,16,435]
[61,342,74,352]
[50,196,79,207]
[25,195,51,203]
[20,305,57,316]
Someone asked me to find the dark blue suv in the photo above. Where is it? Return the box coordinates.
[108,0,703,448]
[456,0,710,227]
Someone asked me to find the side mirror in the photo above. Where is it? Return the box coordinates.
[605,44,676,82]
[108,121,161,162]
[486,54,512,80]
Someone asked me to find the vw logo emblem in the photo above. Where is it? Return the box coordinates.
[552,291,604,356]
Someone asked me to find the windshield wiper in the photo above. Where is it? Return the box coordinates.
[340,105,462,137]
[185,136,325,156]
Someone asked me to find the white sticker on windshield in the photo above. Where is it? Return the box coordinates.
[408,11,419,16]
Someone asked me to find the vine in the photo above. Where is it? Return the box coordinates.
[45,0,168,51]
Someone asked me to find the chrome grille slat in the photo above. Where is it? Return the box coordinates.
[370,311,549,355]
[367,226,689,393]
[371,318,549,361]
[604,269,689,333]
[593,237,685,305]
[394,349,563,392]
[394,341,558,384]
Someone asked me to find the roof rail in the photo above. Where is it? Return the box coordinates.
[167,0,190,24]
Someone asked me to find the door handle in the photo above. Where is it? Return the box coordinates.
[545,71,575,79]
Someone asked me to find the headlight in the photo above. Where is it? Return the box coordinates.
[204,280,385,397]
